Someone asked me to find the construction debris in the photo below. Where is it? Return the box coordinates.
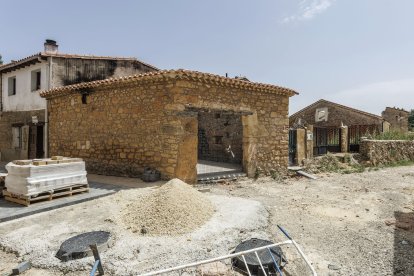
[5,158,87,196]
[11,261,31,275]
[297,170,318,180]
[120,178,215,235]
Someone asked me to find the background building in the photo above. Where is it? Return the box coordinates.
[381,107,409,133]
[0,40,157,161]
[290,99,388,154]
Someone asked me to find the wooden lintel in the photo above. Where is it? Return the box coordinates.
[184,105,253,116]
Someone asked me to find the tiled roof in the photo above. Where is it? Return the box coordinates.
[290,99,384,120]
[0,52,158,72]
[40,69,298,99]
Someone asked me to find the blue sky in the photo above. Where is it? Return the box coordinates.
[1,0,413,115]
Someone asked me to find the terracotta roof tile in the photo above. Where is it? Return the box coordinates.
[40,69,298,99]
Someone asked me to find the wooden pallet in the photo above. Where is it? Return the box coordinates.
[2,184,89,206]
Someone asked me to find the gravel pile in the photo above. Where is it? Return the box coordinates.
[121,178,215,235]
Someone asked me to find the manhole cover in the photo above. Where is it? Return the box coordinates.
[56,231,111,261]
[232,238,286,275]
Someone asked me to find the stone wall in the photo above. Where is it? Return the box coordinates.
[290,126,314,165]
[359,139,414,166]
[46,77,291,183]
[198,112,243,164]
[0,110,45,161]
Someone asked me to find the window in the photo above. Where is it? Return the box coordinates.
[12,126,21,148]
[31,70,41,91]
[214,136,223,144]
[8,76,16,96]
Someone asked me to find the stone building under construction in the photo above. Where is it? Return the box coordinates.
[40,70,297,183]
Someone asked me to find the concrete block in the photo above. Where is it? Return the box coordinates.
[12,160,32,166]
[12,261,31,275]
[32,160,47,166]
[51,156,64,160]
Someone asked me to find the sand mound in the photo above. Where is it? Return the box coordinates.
[121,178,215,235]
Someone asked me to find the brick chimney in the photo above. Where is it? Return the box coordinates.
[44,39,58,54]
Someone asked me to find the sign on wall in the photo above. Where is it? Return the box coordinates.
[315,108,328,122]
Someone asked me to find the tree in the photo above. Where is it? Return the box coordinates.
[409,109,414,131]
[0,54,3,65]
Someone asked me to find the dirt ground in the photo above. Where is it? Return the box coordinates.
[0,165,413,275]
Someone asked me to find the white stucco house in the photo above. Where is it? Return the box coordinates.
[0,40,158,161]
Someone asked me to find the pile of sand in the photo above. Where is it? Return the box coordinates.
[121,178,215,235]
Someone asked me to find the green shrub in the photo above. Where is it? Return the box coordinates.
[368,131,414,141]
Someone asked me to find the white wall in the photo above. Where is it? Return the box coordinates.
[1,62,48,111]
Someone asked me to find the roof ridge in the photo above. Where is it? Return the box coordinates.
[40,69,298,99]
[289,99,325,118]
[0,52,159,72]
[290,99,383,120]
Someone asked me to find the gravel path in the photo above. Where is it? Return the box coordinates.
[210,165,414,275]
[0,189,268,275]
[0,165,413,275]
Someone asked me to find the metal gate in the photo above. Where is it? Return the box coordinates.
[348,125,380,152]
[313,127,341,155]
[288,129,297,165]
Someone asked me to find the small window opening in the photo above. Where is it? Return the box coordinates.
[31,70,41,91]
[8,77,16,96]
[214,136,223,144]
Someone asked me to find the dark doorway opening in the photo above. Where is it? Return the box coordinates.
[288,129,297,165]
[28,125,44,159]
[197,111,243,180]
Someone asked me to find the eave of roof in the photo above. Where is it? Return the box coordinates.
[290,99,384,120]
[0,52,158,73]
[40,69,299,99]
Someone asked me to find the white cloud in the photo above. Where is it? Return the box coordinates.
[325,79,414,115]
[283,0,336,23]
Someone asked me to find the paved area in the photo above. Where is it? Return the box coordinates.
[0,170,165,223]
[0,181,121,223]
[197,160,244,180]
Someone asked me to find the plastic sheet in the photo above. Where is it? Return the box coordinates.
[5,159,88,196]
